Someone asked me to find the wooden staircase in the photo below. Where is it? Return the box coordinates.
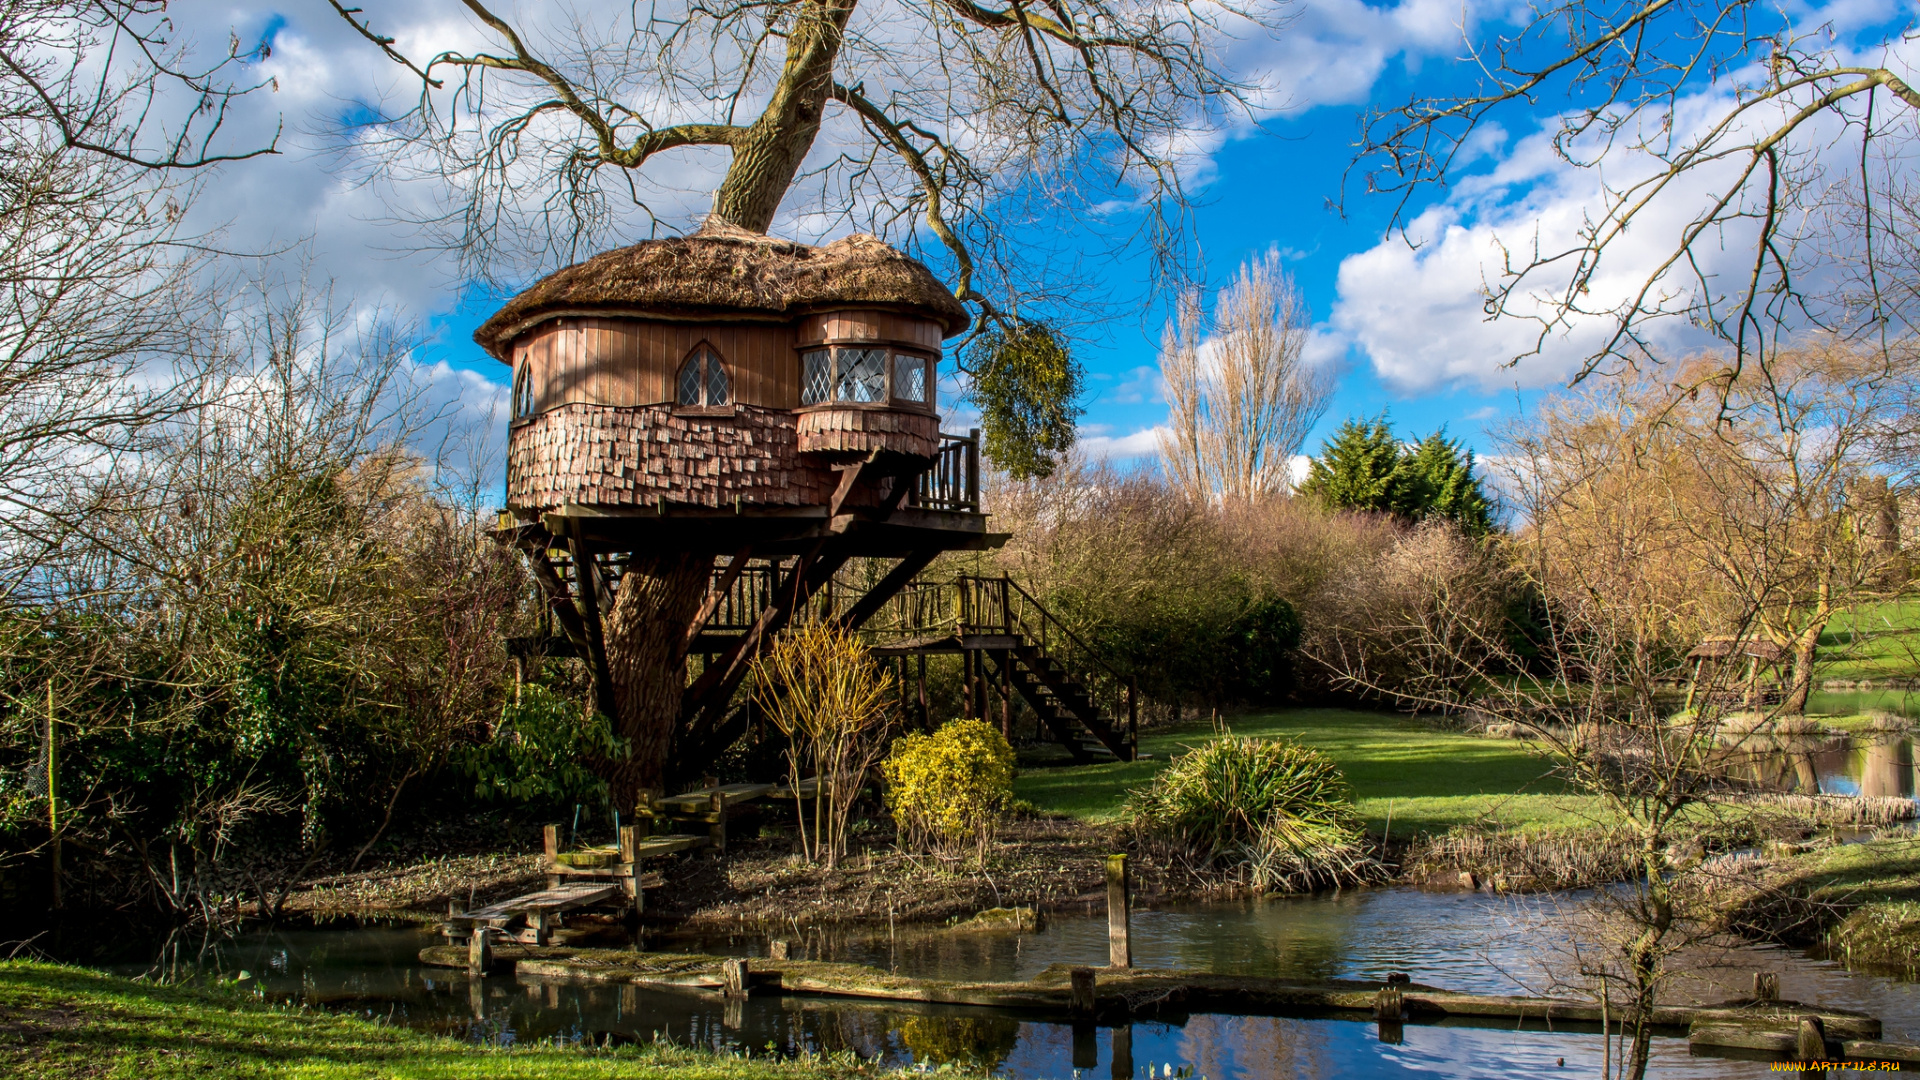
[866,575,1139,763]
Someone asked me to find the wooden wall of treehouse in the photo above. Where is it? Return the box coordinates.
[511,309,943,415]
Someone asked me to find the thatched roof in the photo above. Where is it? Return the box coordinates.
[1687,636,1789,663]
[474,223,970,360]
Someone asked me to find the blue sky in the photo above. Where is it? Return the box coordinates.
[179,0,1917,477]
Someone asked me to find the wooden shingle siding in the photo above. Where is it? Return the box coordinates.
[507,403,843,510]
[795,407,939,457]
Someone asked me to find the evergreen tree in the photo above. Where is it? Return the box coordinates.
[1301,418,1497,533]
[1297,417,1406,513]
[1403,431,1496,535]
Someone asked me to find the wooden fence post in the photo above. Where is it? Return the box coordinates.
[1796,1015,1826,1061]
[1105,854,1131,969]
[1069,966,1096,1015]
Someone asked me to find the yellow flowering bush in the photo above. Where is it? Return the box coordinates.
[881,718,1015,860]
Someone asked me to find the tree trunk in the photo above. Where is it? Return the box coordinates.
[1783,621,1824,715]
[709,0,856,232]
[602,552,710,804]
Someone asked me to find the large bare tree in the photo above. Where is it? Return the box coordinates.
[1354,0,1920,384]
[332,0,1271,352]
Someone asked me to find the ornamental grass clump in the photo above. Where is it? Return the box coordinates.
[1128,735,1380,892]
[882,719,1016,862]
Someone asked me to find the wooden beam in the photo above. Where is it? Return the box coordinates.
[833,549,940,632]
[563,524,618,724]
[684,545,754,650]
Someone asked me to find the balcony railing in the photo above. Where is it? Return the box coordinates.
[906,428,980,513]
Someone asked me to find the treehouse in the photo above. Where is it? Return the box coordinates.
[481,224,1003,780]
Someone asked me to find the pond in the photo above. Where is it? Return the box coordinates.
[87,886,1920,1080]
[1717,732,1916,799]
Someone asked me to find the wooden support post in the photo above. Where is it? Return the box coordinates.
[1110,1024,1133,1080]
[467,927,491,976]
[543,824,561,889]
[723,957,750,999]
[528,910,551,946]
[1105,854,1131,969]
[962,649,975,720]
[619,824,642,916]
[1069,966,1096,1016]
[1753,970,1780,1002]
[46,680,58,911]
[1796,1015,1827,1061]
[709,790,727,855]
[637,788,660,833]
[999,650,1012,740]
[1373,985,1404,1022]
[917,654,929,731]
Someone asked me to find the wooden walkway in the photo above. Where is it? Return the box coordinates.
[418,943,1917,1063]
[446,778,822,947]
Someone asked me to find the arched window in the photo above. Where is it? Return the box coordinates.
[511,355,534,419]
[677,345,730,406]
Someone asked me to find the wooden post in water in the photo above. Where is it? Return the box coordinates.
[1753,970,1780,1002]
[1069,966,1096,1015]
[467,927,491,976]
[1105,854,1131,969]
[723,957,751,998]
[1796,1015,1827,1061]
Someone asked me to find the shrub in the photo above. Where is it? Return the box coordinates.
[749,616,894,868]
[1128,734,1379,892]
[882,718,1015,860]
[457,684,622,803]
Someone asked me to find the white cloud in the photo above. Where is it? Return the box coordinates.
[1080,426,1168,461]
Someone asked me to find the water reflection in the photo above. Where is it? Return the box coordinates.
[96,887,1920,1080]
[1713,731,1918,799]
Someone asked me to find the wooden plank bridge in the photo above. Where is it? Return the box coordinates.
[444,777,824,946]
[419,942,1917,1064]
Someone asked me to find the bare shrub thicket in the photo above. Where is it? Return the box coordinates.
[982,457,1435,715]
[1319,340,1920,1079]
[0,282,530,921]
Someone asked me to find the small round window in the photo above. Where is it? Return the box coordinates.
[677,345,730,406]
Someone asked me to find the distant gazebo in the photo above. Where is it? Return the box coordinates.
[1684,636,1790,711]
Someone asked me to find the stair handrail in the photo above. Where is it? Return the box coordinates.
[958,574,1139,756]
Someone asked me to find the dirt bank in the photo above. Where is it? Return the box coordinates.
[271,816,1238,930]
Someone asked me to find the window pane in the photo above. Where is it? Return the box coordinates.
[802,349,832,404]
[893,353,927,403]
[677,353,703,405]
[705,351,730,405]
[839,348,886,403]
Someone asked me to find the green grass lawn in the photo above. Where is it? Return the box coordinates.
[0,961,938,1080]
[1015,708,1603,837]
